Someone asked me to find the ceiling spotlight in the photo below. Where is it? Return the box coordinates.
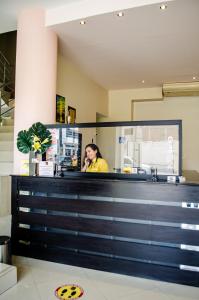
[193,76,196,80]
[160,4,167,10]
[80,20,86,25]
[142,80,145,84]
[117,12,124,17]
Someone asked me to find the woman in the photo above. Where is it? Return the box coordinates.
[82,143,109,173]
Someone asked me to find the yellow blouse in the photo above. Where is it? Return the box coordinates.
[86,158,109,173]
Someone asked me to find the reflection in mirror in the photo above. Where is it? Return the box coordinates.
[46,127,97,171]
[46,123,180,176]
[97,125,179,175]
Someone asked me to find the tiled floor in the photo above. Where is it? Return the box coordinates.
[0,256,198,300]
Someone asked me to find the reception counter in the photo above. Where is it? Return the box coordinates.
[11,175,199,286]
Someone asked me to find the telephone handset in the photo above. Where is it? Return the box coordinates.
[85,157,92,165]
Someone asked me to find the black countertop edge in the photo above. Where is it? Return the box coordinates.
[10,173,199,186]
[46,120,182,128]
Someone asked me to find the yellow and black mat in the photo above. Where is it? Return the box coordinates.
[55,284,84,299]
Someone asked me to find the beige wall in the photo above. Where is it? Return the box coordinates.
[105,88,198,180]
[96,127,116,172]
[0,176,11,216]
[57,60,198,179]
[107,87,163,121]
[134,96,199,179]
[57,55,108,123]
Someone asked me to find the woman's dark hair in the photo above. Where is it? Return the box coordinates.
[83,143,102,167]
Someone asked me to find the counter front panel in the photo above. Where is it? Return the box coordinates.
[11,176,199,287]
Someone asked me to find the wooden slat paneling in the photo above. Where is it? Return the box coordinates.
[152,225,199,245]
[18,211,199,246]
[18,211,151,240]
[11,175,199,287]
[18,195,199,224]
[16,227,199,267]
[13,243,199,287]
[17,177,199,202]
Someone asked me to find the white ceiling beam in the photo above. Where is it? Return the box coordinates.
[46,0,175,26]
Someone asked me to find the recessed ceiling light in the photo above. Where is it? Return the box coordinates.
[193,76,196,80]
[117,12,124,17]
[160,4,167,10]
[80,20,86,25]
[142,80,145,84]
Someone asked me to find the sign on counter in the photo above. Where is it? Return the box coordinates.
[39,161,54,176]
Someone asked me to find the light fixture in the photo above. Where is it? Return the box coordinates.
[80,20,86,25]
[160,4,167,10]
[117,12,124,17]
[193,76,196,80]
[142,80,145,84]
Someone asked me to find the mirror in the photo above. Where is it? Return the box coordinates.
[47,121,181,176]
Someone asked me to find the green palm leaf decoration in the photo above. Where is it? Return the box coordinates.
[29,122,52,154]
[17,122,52,154]
[17,130,32,154]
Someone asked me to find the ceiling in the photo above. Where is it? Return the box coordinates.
[0,0,83,33]
[52,0,199,89]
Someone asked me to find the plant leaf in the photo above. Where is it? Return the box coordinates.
[29,122,52,154]
[17,130,32,153]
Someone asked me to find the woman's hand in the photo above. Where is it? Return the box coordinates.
[81,158,90,172]
[84,158,90,166]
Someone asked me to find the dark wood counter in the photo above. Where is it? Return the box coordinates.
[11,175,199,287]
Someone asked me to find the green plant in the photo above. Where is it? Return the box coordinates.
[17,122,52,154]
[17,130,32,154]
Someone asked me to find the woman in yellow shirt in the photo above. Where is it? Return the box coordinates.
[82,143,109,173]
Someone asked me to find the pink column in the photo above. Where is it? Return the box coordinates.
[14,8,57,173]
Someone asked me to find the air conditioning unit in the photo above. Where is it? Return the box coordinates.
[162,82,199,97]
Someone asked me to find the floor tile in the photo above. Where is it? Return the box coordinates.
[0,283,41,300]
[120,288,172,300]
[1,256,198,300]
[157,281,199,300]
[84,267,159,299]
[16,265,35,288]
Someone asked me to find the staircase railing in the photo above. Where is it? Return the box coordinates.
[0,96,15,125]
[0,50,15,124]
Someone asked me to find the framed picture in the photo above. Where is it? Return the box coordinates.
[67,106,76,124]
[56,94,66,123]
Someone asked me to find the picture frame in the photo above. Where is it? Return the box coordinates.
[56,94,66,123]
[67,106,76,124]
